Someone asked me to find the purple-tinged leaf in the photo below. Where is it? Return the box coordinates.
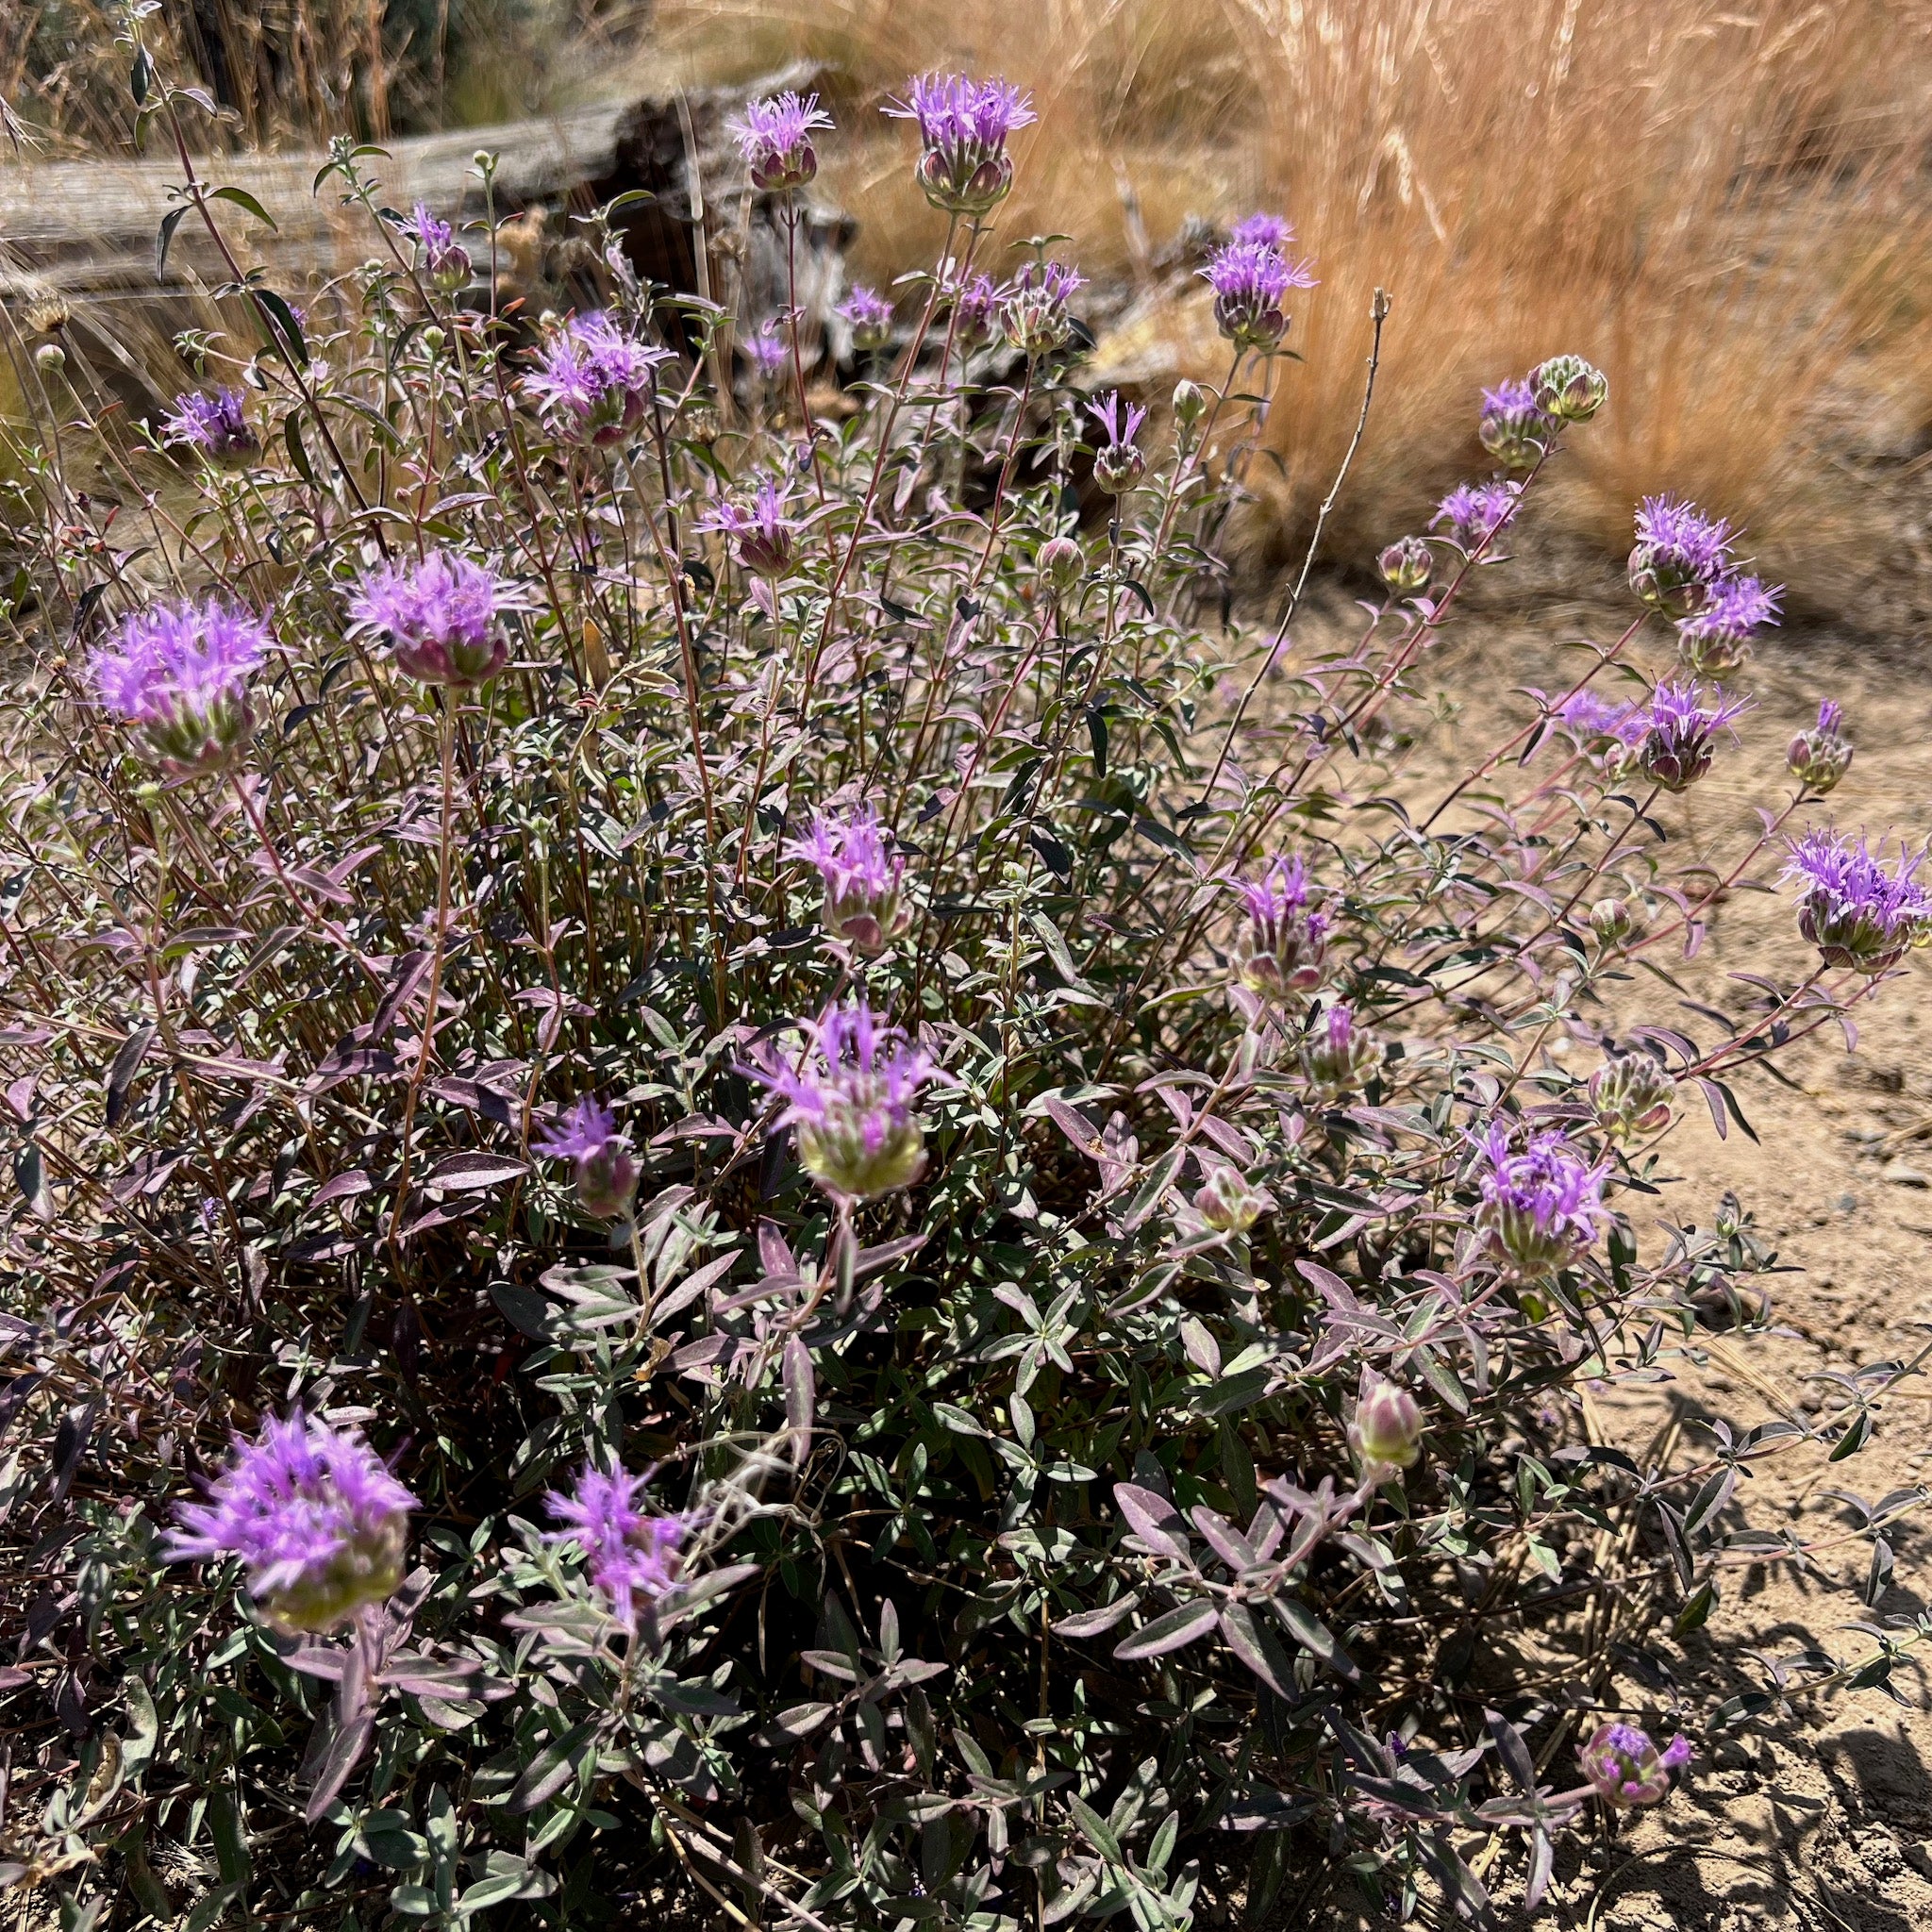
[1114,1482,1191,1562]
[1114,1598,1219,1660]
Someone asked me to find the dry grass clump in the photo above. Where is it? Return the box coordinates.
[647,0,1932,616]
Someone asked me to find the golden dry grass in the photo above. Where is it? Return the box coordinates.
[645,0,1932,613]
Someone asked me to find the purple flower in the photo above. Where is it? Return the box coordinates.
[1783,829,1932,974]
[999,258,1085,359]
[734,90,832,192]
[1200,238,1317,352]
[839,284,894,352]
[166,1410,416,1633]
[349,548,518,687]
[1634,680,1751,791]
[949,270,1006,340]
[403,202,471,288]
[748,998,942,1204]
[1579,1722,1692,1807]
[545,1462,687,1629]
[1477,376,1555,472]
[746,320,791,379]
[1302,999,1377,1097]
[525,311,670,446]
[1676,574,1780,674]
[1089,390,1147,493]
[536,1097,639,1222]
[1629,494,1734,616]
[1230,211,1294,250]
[1557,689,1641,748]
[91,598,270,776]
[1430,479,1522,552]
[887,72,1036,216]
[160,388,256,462]
[785,806,908,955]
[1474,1124,1607,1278]
[1788,699,1853,794]
[698,475,802,578]
[1232,856,1330,1001]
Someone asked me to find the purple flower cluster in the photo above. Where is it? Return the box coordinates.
[785,805,908,955]
[949,270,1006,340]
[1233,856,1330,1001]
[1230,211,1293,250]
[1431,479,1522,552]
[1089,391,1147,493]
[1301,1000,1377,1097]
[1474,1124,1607,1278]
[167,1411,416,1633]
[349,548,516,687]
[999,259,1085,359]
[1783,829,1932,973]
[545,1462,686,1629]
[403,202,471,289]
[1579,1722,1692,1807]
[1634,680,1751,791]
[839,284,894,353]
[699,476,802,579]
[1676,573,1780,675]
[161,388,257,462]
[1629,494,1734,618]
[1477,376,1555,472]
[746,320,791,379]
[888,72,1036,216]
[734,90,831,192]
[1200,229,1317,354]
[525,311,669,446]
[752,998,942,1204]
[1788,698,1853,794]
[92,598,271,776]
[536,1097,639,1222]
[1557,689,1642,770]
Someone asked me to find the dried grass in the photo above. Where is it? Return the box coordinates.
[647,0,1932,613]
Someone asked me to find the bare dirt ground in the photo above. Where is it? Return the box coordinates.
[1309,584,1932,1930]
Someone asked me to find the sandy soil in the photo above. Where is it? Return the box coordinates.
[1313,588,1932,1930]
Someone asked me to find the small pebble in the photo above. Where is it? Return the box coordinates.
[1883,1164,1929,1189]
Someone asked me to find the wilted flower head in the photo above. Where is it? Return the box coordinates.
[699,475,803,578]
[403,202,471,288]
[1579,1722,1692,1807]
[1789,698,1853,795]
[1629,494,1734,617]
[785,805,909,955]
[545,1462,686,1629]
[1477,376,1555,472]
[839,284,894,352]
[1352,1376,1424,1476]
[1230,211,1293,250]
[734,90,831,192]
[1302,1000,1378,1099]
[349,548,516,687]
[1089,390,1147,493]
[1590,1052,1677,1143]
[536,1097,639,1222]
[161,387,257,462]
[1200,237,1317,353]
[999,258,1084,359]
[1635,680,1750,791]
[1431,479,1522,552]
[1232,856,1329,1001]
[1676,574,1780,675]
[525,310,669,445]
[1783,829,1932,974]
[92,598,270,777]
[751,999,942,1204]
[1474,1124,1607,1278]
[166,1410,415,1633]
[887,72,1035,215]
[1193,1163,1269,1234]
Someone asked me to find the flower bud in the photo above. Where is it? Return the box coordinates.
[1037,535,1086,597]
[1589,896,1643,944]
[1301,1002,1378,1100]
[1172,379,1208,431]
[1628,547,1709,622]
[1788,699,1852,795]
[1377,536,1434,594]
[1193,1163,1268,1234]
[1352,1377,1424,1474]
[1579,1722,1691,1807]
[420,325,445,356]
[1092,441,1145,494]
[1589,1053,1676,1143]
[1532,353,1608,423]
[33,342,65,379]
